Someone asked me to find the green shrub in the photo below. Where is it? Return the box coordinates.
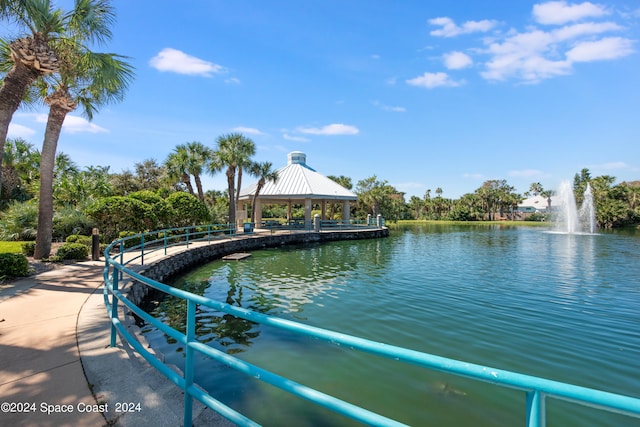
[66,234,92,246]
[118,231,142,249]
[21,242,35,256]
[55,242,89,260]
[0,253,29,278]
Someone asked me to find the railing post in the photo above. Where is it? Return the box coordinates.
[141,233,145,266]
[110,268,119,348]
[208,225,211,243]
[119,241,124,281]
[186,228,190,248]
[163,230,168,255]
[526,390,546,427]
[377,214,383,228]
[183,300,196,427]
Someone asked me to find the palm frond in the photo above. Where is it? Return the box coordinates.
[65,0,115,45]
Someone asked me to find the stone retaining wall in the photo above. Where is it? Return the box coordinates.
[126,228,388,305]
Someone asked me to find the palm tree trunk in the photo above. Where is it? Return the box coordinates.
[251,180,265,223]
[194,173,204,201]
[227,168,236,228]
[236,167,243,203]
[34,106,68,259]
[181,173,195,195]
[0,63,41,189]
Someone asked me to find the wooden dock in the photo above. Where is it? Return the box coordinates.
[222,253,252,261]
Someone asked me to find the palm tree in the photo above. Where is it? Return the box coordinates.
[184,141,211,202]
[0,0,115,189]
[249,161,278,223]
[210,133,255,229]
[34,51,133,259]
[165,147,195,195]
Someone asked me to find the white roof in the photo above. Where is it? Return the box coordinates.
[238,152,357,201]
[518,195,557,209]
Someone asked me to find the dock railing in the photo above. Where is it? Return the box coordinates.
[103,224,640,427]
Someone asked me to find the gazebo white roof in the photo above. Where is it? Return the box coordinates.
[238,152,357,201]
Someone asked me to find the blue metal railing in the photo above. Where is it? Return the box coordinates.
[103,225,640,427]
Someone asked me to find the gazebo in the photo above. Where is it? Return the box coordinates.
[237,152,357,227]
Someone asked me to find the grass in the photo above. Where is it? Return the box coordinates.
[0,241,27,254]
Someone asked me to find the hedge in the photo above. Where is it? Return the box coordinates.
[0,253,29,278]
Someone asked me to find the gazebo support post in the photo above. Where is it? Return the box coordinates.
[343,201,351,222]
[305,198,312,228]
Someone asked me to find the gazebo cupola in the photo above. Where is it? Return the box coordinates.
[237,152,357,226]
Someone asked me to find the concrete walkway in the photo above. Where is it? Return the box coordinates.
[0,258,232,427]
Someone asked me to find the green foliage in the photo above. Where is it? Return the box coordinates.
[85,196,157,242]
[0,201,38,241]
[66,234,92,246]
[525,213,548,222]
[53,205,96,241]
[0,253,29,278]
[129,190,172,228]
[166,192,210,227]
[355,176,406,222]
[21,242,36,256]
[55,242,89,260]
[118,231,141,249]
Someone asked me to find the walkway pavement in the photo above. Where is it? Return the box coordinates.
[0,257,232,427]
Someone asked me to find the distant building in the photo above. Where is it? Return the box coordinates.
[517,195,556,213]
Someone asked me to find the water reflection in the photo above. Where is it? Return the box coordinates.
[148,241,389,354]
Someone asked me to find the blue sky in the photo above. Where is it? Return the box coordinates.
[5,1,640,199]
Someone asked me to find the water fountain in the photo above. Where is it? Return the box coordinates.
[555,180,596,234]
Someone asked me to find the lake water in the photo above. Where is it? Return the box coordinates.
[142,224,640,426]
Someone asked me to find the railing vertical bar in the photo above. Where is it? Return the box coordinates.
[109,269,119,348]
[527,390,546,427]
[141,233,145,266]
[119,241,124,280]
[164,230,168,255]
[183,300,196,427]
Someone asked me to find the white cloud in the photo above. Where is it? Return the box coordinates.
[406,72,464,89]
[233,126,263,135]
[7,123,36,139]
[443,51,473,69]
[552,21,622,42]
[282,133,310,142]
[225,77,241,84]
[10,113,107,136]
[422,2,631,85]
[372,100,406,112]
[297,124,359,136]
[566,37,635,62]
[62,115,108,134]
[149,48,225,77]
[533,1,609,25]
[429,17,498,37]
